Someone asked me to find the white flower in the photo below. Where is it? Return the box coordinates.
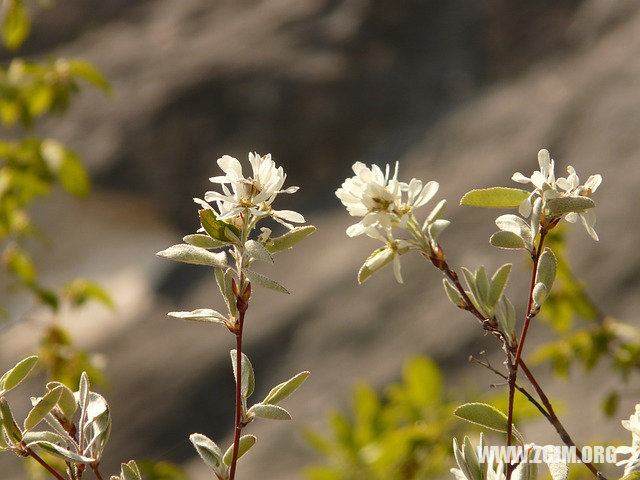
[616,404,640,475]
[512,149,602,240]
[204,153,304,229]
[336,162,439,237]
[336,162,403,237]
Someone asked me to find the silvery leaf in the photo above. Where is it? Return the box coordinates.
[222,435,257,466]
[156,244,227,268]
[263,371,310,405]
[245,240,274,264]
[244,269,289,294]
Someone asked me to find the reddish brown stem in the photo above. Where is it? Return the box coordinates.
[506,231,547,480]
[519,360,608,479]
[25,446,66,480]
[91,463,105,480]
[228,304,247,480]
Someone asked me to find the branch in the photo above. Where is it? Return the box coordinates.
[24,446,66,480]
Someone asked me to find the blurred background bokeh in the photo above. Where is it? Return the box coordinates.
[2,0,640,478]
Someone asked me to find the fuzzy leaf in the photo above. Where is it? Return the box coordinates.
[358,247,394,284]
[536,247,557,292]
[249,403,292,420]
[545,196,595,216]
[190,433,225,476]
[168,309,227,325]
[1,355,38,393]
[0,398,22,442]
[230,350,255,399]
[264,226,316,253]
[244,269,289,294]
[533,282,548,306]
[24,386,63,431]
[183,234,228,249]
[215,268,237,317]
[490,231,526,250]
[460,187,530,208]
[487,264,512,308]
[222,435,257,466]
[28,440,95,463]
[22,431,68,446]
[199,209,241,243]
[120,460,142,480]
[442,279,465,308]
[156,244,227,267]
[245,240,274,264]
[263,371,310,405]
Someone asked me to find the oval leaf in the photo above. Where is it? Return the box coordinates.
[461,187,530,208]
[487,264,512,308]
[264,226,316,253]
[245,240,274,264]
[249,403,292,420]
[222,435,257,466]
[28,440,95,463]
[490,231,526,250]
[454,402,522,442]
[189,433,225,475]
[263,371,310,405]
[545,196,595,216]
[2,355,38,393]
[24,386,63,431]
[157,244,227,267]
[199,209,241,243]
[536,247,557,292]
[244,269,289,294]
[230,350,255,399]
[183,234,228,249]
[215,268,237,317]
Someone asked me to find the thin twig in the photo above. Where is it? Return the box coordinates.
[469,356,551,422]
[519,360,608,480]
[229,302,247,480]
[91,463,105,480]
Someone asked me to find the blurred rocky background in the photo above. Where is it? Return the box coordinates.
[2,0,640,478]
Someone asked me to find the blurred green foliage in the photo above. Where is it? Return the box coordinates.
[303,356,536,480]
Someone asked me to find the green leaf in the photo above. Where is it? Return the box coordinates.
[1,355,38,393]
[454,403,522,441]
[189,433,226,476]
[45,382,77,419]
[475,266,489,304]
[230,350,255,399]
[156,244,227,267]
[24,386,63,431]
[462,436,482,480]
[22,431,69,446]
[536,247,557,292]
[222,435,257,466]
[0,398,22,442]
[27,440,95,463]
[490,231,526,250]
[487,264,512,308]
[167,309,227,325]
[59,151,90,198]
[63,279,114,309]
[263,371,310,405]
[460,187,530,208]
[4,246,37,285]
[183,234,228,249]
[3,0,30,50]
[264,226,316,253]
[545,196,595,216]
[215,268,237,317]
[443,278,465,308]
[249,403,291,420]
[244,269,289,294]
[68,60,111,94]
[199,209,241,243]
[245,240,274,264]
[601,390,619,417]
[121,460,142,480]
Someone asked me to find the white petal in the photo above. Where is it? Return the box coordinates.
[217,155,243,180]
[531,171,546,189]
[579,211,599,241]
[538,149,551,176]
[512,172,531,184]
[564,212,578,223]
[413,180,439,207]
[272,209,305,223]
[584,174,602,192]
[346,222,367,237]
[392,254,403,284]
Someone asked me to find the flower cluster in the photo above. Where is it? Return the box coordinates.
[512,149,602,240]
[616,403,640,475]
[200,152,305,230]
[336,161,446,283]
